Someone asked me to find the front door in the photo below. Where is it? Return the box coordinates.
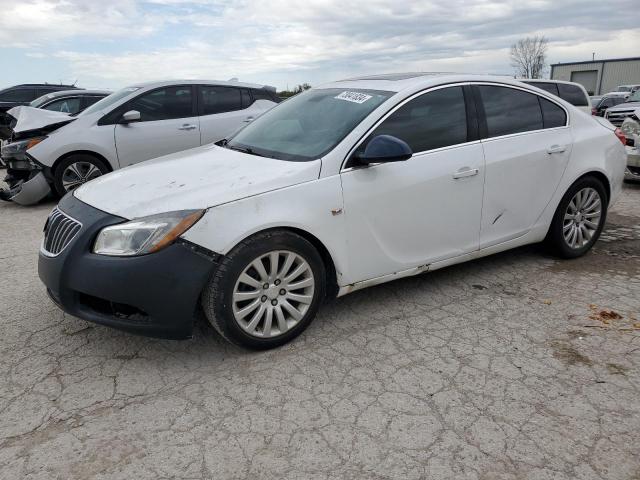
[115,85,201,167]
[341,85,485,283]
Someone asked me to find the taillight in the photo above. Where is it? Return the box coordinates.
[591,107,597,115]
[614,128,626,146]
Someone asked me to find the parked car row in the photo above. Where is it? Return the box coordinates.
[0,79,280,204]
[28,73,627,349]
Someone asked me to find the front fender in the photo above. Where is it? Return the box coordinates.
[181,175,351,285]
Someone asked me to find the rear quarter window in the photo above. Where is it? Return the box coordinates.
[539,98,566,128]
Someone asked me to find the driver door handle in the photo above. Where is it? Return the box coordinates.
[547,144,567,154]
[178,124,197,131]
[452,167,479,179]
[243,116,255,123]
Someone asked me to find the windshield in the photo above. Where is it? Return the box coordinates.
[626,91,640,103]
[30,93,56,108]
[227,88,394,161]
[80,87,140,116]
[617,86,631,92]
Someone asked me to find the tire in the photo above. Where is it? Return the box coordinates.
[53,154,109,197]
[546,176,608,259]
[201,230,326,349]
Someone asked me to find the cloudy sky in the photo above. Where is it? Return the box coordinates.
[1,0,638,91]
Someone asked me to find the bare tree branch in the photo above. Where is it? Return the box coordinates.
[510,36,548,78]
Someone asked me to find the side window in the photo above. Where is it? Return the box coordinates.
[478,86,542,137]
[600,98,614,108]
[42,97,82,113]
[557,83,588,107]
[84,96,105,108]
[612,97,625,107]
[362,86,468,153]
[532,82,559,96]
[252,89,275,102]
[128,86,194,121]
[0,88,36,102]
[539,98,566,128]
[200,86,242,115]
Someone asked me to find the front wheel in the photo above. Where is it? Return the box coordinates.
[546,176,608,258]
[201,230,326,349]
[53,154,109,197]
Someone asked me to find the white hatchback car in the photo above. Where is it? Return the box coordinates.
[26,79,279,197]
[38,74,626,349]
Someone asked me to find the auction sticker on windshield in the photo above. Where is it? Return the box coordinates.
[335,91,373,104]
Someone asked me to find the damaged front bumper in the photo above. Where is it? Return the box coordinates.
[1,146,52,205]
[39,194,218,339]
[2,171,52,205]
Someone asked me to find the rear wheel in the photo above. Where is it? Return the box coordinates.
[53,154,109,197]
[546,176,607,258]
[201,230,326,349]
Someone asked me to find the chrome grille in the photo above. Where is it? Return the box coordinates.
[42,207,82,256]
[605,108,634,127]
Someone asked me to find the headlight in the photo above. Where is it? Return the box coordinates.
[621,118,640,137]
[0,137,47,160]
[93,210,205,256]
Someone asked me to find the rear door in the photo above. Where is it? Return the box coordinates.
[114,85,200,167]
[197,86,254,145]
[474,84,572,248]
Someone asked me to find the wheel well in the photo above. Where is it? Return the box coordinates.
[578,171,610,202]
[52,151,113,174]
[254,227,339,300]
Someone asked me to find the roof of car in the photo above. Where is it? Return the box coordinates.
[318,73,545,93]
[128,79,276,91]
[37,89,112,99]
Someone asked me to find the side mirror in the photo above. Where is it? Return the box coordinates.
[120,110,141,124]
[355,135,412,166]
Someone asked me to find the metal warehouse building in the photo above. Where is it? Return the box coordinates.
[550,57,640,95]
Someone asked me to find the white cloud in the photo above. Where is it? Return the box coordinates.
[2,0,638,89]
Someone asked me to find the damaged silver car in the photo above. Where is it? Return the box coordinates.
[621,107,640,182]
[0,107,74,205]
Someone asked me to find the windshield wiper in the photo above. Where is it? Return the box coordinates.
[226,144,263,157]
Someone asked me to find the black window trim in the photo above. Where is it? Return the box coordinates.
[99,84,197,126]
[41,95,82,109]
[342,82,482,171]
[470,82,569,142]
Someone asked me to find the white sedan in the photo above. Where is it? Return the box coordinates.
[23,79,279,200]
[38,74,627,349]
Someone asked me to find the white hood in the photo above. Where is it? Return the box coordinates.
[7,106,74,134]
[74,143,321,219]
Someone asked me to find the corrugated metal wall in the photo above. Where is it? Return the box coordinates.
[551,59,640,95]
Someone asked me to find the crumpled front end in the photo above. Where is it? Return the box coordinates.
[1,141,52,205]
[621,115,640,181]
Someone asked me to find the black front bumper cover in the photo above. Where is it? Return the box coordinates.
[38,194,218,339]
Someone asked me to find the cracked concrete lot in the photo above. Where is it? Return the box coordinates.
[1,183,639,480]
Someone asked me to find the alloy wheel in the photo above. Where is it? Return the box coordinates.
[61,162,103,192]
[232,250,315,338]
[563,187,602,249]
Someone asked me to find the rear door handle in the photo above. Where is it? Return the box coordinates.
[547,144,566,154]
[243,116,255,123]
[452,167,479,179]
[178,124,197,131]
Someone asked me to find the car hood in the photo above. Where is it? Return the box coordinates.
[608,101,640,112]
[74,143,322,219]
[6,106,75,135]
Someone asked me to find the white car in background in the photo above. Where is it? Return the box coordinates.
[23,80,279,200]
[521,79,592,114]
[39,74,626,349]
